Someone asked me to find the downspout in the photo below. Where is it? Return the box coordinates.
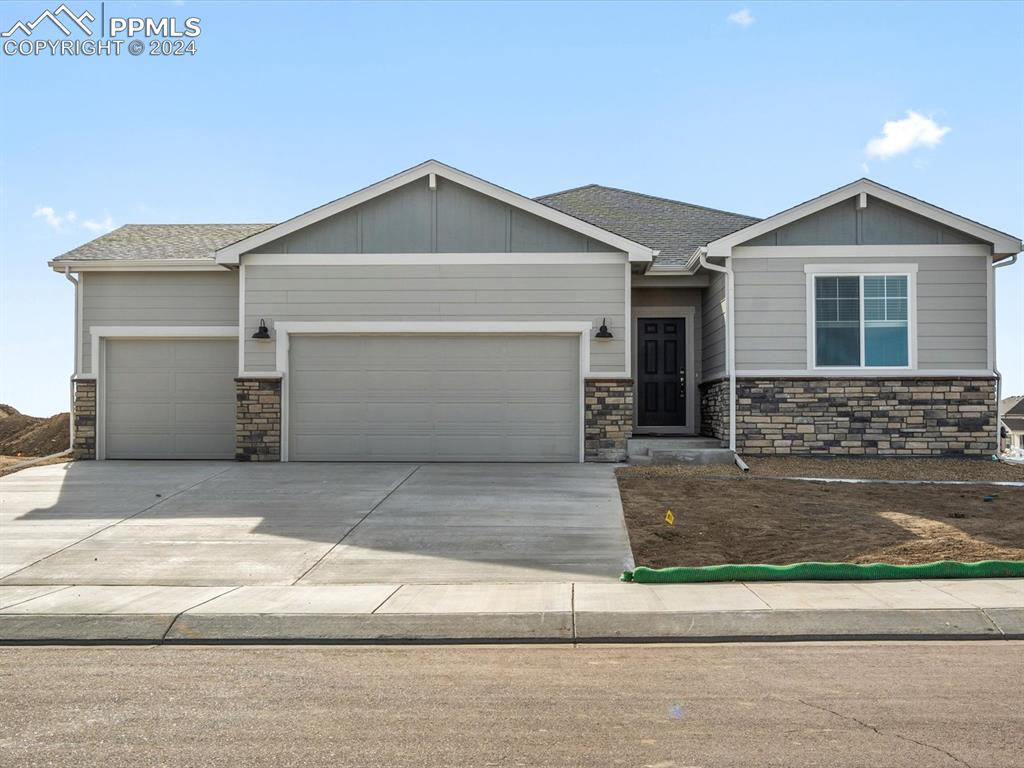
[63,267,79,449]
[698,248,737,454]
[993,253,1018,458]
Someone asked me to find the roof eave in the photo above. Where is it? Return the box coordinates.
[704,179,1023,259]
[50,258,229,272]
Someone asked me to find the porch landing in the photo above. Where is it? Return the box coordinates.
[626,437,734,465]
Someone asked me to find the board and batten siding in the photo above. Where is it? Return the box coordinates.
[249,177,620,255]
[732,252,989,371]
[243,262,626,373]
[80,271,239,375]
[701,269,727,380]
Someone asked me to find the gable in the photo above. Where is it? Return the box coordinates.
[742,195,985,247]
[248,176,623,255]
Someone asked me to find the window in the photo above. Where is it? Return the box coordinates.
[812,272,911,368]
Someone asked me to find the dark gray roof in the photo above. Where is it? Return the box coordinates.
[536,184,760,266]
[1003,396,1024,416]
[51,186,759,267]
[51,224,273,262]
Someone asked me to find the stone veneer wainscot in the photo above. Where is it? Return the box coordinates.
[699,378,729,443]
[584,378,633,462]
[235,377,282,461]
[734,377,996,457]
[71,377,96,460]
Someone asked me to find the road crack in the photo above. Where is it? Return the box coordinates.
[796,698,973,768]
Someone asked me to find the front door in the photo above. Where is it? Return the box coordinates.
[636,318,686,428]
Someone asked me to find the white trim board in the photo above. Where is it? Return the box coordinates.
[803,262,919,274]
[239,252,630,266]
[273,320,595,463]
[706,179,1022,258]
[736,369,995,378]
[216,160,657,264]
[733,244,992,260]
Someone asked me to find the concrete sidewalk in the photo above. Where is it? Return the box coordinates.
[2,578,1022,644]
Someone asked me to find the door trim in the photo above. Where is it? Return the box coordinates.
[274,321,592,463]
[91,326,238,460]
[631,308,697,435]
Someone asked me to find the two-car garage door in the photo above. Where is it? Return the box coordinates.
[288,335,580,462]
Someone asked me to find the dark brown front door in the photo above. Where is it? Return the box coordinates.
[637,318,686,428]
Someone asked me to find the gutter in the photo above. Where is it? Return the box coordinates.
[993,253,1018,459]
[63,267,79,449]
[697,247,737,453]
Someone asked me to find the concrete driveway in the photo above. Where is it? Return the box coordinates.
[0,462,633,586]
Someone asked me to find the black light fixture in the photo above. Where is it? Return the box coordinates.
[595,318,614,339]
[252,318,271,340]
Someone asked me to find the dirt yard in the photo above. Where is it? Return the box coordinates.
[616,469,1024,568]
[0,405,69,457]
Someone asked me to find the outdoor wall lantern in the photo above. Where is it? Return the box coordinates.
[595,318,614,339]
[252,318,271,340]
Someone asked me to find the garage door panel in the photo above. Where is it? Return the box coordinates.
[289,335,580,462]
[104,339,236,460]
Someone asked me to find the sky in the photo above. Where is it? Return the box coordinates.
[1,0,1022,416]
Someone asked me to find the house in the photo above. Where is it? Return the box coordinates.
[49,160,1022,463]
[1001,396,1024,455]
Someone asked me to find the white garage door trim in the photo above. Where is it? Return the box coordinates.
[90,326,238,460]
[274,321,593,463]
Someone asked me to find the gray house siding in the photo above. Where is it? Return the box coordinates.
[81,271,238,375]
[243,262,626,373]
[732,253,989,370]
[701,269,727,380]
[743,196,985,247]
[250,177,622,255]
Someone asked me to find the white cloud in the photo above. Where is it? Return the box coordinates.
[727,9,755,26]
[865,111,951,159]
[81,215,115,233]
[33,206,76,231]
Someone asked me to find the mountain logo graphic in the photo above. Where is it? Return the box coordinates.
[2,4,94,37]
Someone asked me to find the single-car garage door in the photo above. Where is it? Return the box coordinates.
[288,335,580,462]
[104,338,236,459]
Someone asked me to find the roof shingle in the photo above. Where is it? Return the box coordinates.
[51,224,272,262]
[51,185,759,267]
[535,184,759,266]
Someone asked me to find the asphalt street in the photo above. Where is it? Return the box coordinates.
[1,641,1021,767]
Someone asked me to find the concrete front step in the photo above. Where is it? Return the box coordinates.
[627,437,734,465]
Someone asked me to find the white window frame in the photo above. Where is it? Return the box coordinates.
[805,263,918,371]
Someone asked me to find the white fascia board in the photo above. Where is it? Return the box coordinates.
[705,179,1022,258]
[215,160,656,264]
[49,259,230,272]
[645,262,699,275]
